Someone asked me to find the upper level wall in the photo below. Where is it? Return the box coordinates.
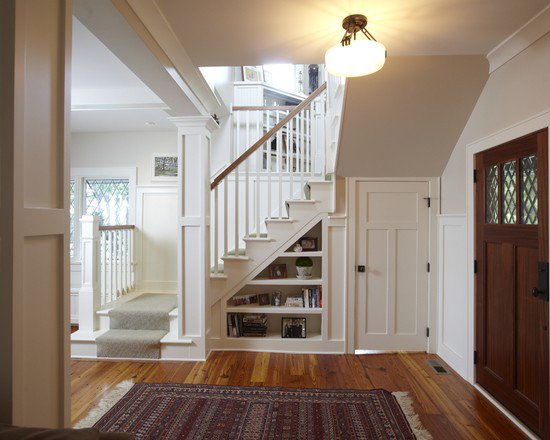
[441,30,550,213]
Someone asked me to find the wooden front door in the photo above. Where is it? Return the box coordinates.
[475,129,549,438]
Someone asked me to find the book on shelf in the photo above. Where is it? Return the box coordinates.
[302,286,322,309]
[227,313,268,338]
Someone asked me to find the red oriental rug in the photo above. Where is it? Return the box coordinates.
[88,383,431,439]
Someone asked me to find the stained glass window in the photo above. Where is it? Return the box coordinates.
[502,160,517,224]
[521,155,538,225]
[85,179,129,226]
[485,165,499,224]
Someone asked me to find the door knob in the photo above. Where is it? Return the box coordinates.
[532,287,542,297]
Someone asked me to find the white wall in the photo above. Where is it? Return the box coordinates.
[441,30,550,213]
[71,131,178,316]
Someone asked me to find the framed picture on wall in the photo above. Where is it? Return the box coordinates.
[152,154,178,181]
[242,66,264,82]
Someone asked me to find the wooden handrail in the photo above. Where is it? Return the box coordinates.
[99,225,135,231]
[211,82,327,190]
[233,105,297,111]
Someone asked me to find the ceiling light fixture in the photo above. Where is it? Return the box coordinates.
[325,14,386,77]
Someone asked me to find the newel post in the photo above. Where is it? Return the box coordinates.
[78,215,100,334]
[170,116,218,360]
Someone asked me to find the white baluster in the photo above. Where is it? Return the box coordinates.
[266,110,272,219]
[234,167,239,256]
[129,228,134,288]
[245,110,250,238]
[311,101,317,177]
[214,186,219,274]
[223,178,228,256]
[101,230,106,305]
[300,110,305,199]
[306,108,310,175]
[109,230,114,304]
[289,116,294,201]
[123,229,128,293]
[256,112,261,235]
[277,110,283,219]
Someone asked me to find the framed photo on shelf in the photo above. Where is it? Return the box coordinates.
[269,263,287,279]
[242,66,264,82]
[271,292,282,306]
[299,237,318,251]
[258,293,270,306]
[152,154,178,181]
[282,317,306,338]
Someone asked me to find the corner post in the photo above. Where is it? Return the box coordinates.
[170,116,218,360]
[78,215,100,334]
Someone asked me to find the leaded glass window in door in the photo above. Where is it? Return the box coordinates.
[502,160,517,224]
[485,165,499,224]
[85,178,130,226]
[521,155,538,225]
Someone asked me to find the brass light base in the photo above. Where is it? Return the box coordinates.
[342,14,368,33]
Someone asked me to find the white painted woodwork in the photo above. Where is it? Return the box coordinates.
[355,181,430,351]
[437,214,468,378]
[171,115,219,361]
[78,216,101,334]
[0,0,71,427]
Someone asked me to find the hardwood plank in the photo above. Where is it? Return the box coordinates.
[71,352,528,439]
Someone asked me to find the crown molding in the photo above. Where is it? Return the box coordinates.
[487,5,550,73]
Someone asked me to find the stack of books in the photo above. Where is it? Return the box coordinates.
[227,313,268,337]
[242,314,268,337]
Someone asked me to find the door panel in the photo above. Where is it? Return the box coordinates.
[356,181,429,351]
[475,129,549,439]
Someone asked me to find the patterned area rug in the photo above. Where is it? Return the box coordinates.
[80,383,431,439]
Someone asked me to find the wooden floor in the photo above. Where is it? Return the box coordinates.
[71,352,527,439]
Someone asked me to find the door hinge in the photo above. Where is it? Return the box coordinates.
[474,259,478,274]
[427,262,431,273]
[426,327,430,338]
[473,169,477,183]
[474,350,478,364]
[423,197,431,208]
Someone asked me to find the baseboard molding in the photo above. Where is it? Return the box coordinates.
[474,385,538,440]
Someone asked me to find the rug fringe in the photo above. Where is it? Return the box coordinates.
[392,391,433,440]
[74,380,134,428]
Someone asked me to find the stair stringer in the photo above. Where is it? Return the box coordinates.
[209,212,329,311]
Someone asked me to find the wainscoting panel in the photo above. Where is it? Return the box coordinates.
[437,214,468,378]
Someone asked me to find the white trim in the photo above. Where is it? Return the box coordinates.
[474,385,539,440]
[346,177,440,354]
[487,5,550,73]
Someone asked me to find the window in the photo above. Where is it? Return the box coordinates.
[70,169,136,261]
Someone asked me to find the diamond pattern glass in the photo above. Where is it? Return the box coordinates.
[485,165,499,224]
[502,160,517,224]
[521,155,538,225]
[70,179,75,258]
[85,179,129,226]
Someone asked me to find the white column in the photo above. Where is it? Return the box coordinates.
[170,116,218,360]
[77,216,100,335]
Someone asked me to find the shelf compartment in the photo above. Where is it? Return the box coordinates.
[246,278,323,285]
[226,306,323,314]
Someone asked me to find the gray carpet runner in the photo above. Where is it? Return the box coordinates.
[96,294,177,359]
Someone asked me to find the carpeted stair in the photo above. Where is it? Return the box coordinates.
[96,294,177,359]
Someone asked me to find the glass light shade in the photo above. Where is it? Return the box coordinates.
[325,39,386,77]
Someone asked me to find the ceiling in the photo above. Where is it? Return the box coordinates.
[71,16,175,132]
[155,0,549,66]
[337,55,488,177]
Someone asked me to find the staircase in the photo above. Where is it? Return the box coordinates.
[208,83,334,305]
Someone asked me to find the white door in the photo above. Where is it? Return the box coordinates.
[356,181,430,351]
